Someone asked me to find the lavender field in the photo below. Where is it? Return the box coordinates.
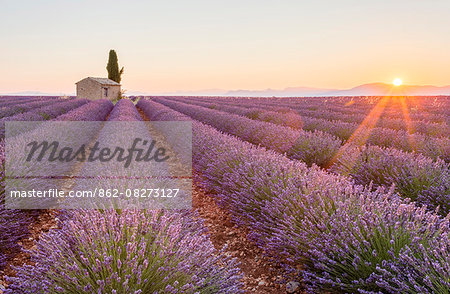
[0,95,449,293]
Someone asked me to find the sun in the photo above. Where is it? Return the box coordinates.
[393,78,403,86]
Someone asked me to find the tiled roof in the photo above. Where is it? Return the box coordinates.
[76,77,120,86]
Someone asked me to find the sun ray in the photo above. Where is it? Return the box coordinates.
[326,96,391,169]
[326,78,423,171]
[399,96,417,151]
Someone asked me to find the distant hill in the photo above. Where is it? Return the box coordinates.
[226,86,338,97]
[224,83,450,97]
[324,83,450,96]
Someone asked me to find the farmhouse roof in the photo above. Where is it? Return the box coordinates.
[76,77,120,86]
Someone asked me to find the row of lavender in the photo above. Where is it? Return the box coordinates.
[160,96,450,162]
[0,99,90,138]
[294,107,447,135]
[181,95,449,124]
[152,97,449,215]
[0,96,71,106]
[0,97,74,119]
[175,95,448,115]
[255,97,447,121]
[4,99,242,293]
[0,97,50,109]
[178,96,449,138]
[228,95,449,117]
[167,97,450,155]
[137,99,450,293]
[282,95,448,117]
[0,99,113,274]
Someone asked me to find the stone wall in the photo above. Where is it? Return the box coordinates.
[76,79,120,100]
[105,85,120,100]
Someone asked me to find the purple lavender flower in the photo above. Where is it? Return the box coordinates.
[6,209,242,293]
[107,99,142,121]
[0,98,62,119]
[53,99,114,121]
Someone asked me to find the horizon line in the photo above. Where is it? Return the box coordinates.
[2,81,450,97]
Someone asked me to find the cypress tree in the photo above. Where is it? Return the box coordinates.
[106,50,124,83]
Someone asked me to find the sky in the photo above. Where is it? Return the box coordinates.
[1,0,450,94]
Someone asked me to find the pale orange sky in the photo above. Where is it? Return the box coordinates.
[1,0,450,94]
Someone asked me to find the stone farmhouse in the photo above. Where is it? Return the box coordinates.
[76,77,120,100]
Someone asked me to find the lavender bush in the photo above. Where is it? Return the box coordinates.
[274,185,450,293]
[331,144,450,215]
[153,97,342,168]
[3,99,88,122]
[137,99,193,168]
[6,209,242,293]
[382,229,450,293]
[0,97,49,109]
[0,99,89,138]
[54,99,114,121]
[183,99,304,129]
[0,98,59,119]
[107,98,142,121]
[137,99,190,121]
